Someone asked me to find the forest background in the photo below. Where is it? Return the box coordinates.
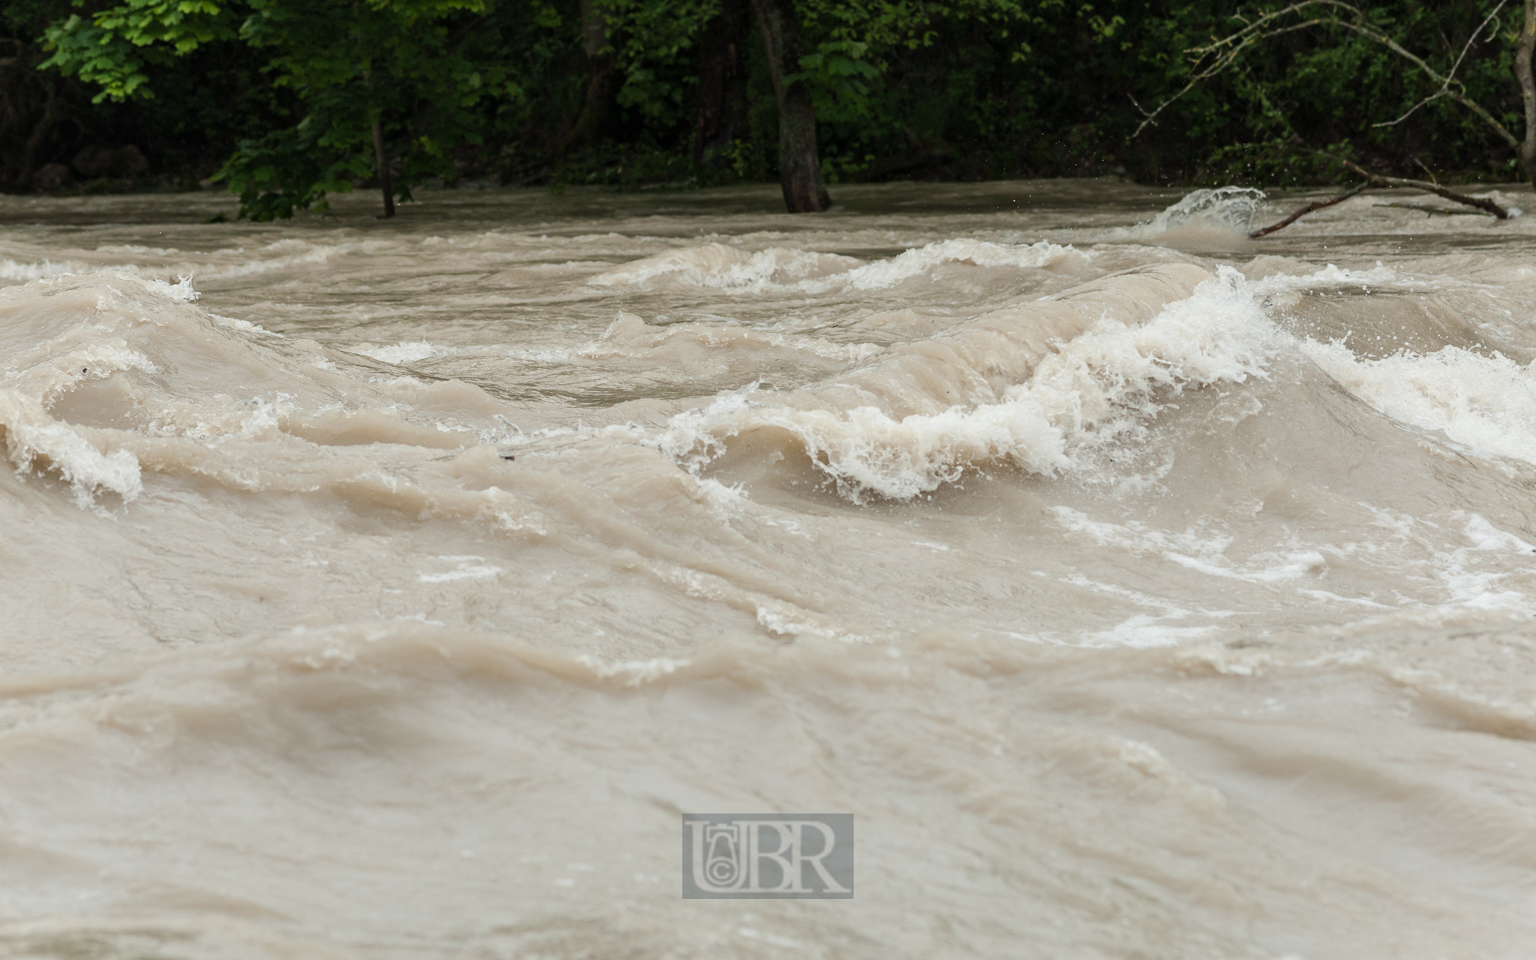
[0,0,1529,217]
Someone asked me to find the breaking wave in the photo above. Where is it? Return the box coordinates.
[588,238,1083,293]
[659,263,1277,499]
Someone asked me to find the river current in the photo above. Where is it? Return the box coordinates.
[1,179,1534,958]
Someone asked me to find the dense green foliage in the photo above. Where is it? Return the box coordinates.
[1,0,1529,213]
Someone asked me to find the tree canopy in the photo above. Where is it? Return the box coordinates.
[1,0,1529,215]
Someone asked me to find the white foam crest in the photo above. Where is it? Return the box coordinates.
[417,555,505,583]
[1092,616,1219,647]
[589,243,856,290]
[1120,186,1266,238]
[575,654,688,687]
[714,248,858,290]
[208,313,278,336]
[582,312,883,365]
[3,416,141,506]
[94,244,181,255]
[1463,513,1535,553]
[0,384,144,507]
[698,395,1069,500]
[589,238,1078,293]
[1422,514,1536,611]
[1302,339,1536,466]
[1252,261,1416,293]
[233,397,286,442]
[353,341,448,365]
[144,276,199,302]
[198,241,355,280]
[1052,508,1326,584]
[661,267,1276,500]
[694,476,748,516]
[1019,266,1275,438]
[6,268,212,300]
[0,337,158,504]
[165,392,326,447]
[0,258,80,285]
[817,239,1079,291]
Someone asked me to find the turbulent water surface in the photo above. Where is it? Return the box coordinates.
[2,180,1536,958]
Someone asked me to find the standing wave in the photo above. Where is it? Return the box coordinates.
[659,263,1278,499]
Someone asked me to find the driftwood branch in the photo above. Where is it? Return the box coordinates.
[1248,181,1372,237]
[1336,157,1510,218]
[1247,158,1512,238]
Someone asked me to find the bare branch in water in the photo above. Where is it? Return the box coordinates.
[1248,157,1512,238]
[1336,158,1511,219]
[1248,181,1373,238]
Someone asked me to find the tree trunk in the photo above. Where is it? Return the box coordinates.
[563,0,620,154]
[18,84,59,190]
[1518,0,1536,188]
[372,118,395,218]
[750,0,830,212]
[692,0,750,166]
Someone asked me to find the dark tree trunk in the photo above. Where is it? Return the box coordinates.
[692,0,750,166]
[1,52,60,190]
[1518,0,1536,188]
[749,0,830,212]
[563,0,620,154]
[372,118,395,218]
[18,85,59,189]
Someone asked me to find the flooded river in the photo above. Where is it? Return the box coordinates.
[1,179,1534,958]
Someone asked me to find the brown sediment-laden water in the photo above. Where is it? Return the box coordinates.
[1,179,1535,958]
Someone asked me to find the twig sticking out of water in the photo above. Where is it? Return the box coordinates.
[1249,159,1511,238]
[1249,181,1372,238]
[1335,158,1510,219]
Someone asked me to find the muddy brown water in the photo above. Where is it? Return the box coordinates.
[2,180,1535,958]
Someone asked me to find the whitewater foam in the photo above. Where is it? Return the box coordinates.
[813,238,1083,291]
[356,341,448,364]
[588,238,1082,294]
[1302,339,1536,466]
[6,184,1536,960]
[1118,186,1267,238]
[582,312,885,366]
[144,276,199,302]
[660,264,1275,500]
[588,243,859,290]
[0,258,80,285]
